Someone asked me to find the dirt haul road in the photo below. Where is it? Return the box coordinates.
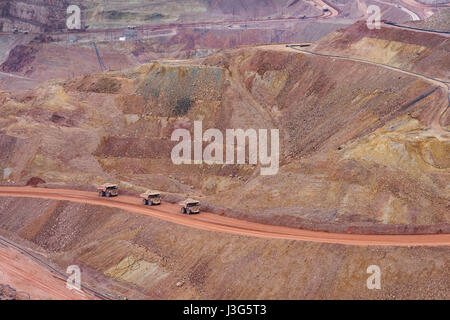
[279,43,450,133]
[0,187,449,247]
[45,10,331,38]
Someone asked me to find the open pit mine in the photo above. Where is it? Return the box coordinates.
[0,0,448,304]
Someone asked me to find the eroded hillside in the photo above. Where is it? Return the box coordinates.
[311,21,450,81]
[0,20,349,91]
[0,27,448,232]
[0,197,448,299]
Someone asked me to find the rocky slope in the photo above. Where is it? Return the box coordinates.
[0,0,320,32]
[0,26,448,231]
[0,0,68,33]
[311,21,450,81]
[0,197,448,299]
[0,19,348,91]
[404,8,450,31]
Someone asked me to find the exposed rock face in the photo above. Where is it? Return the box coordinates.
[0,1,9,16]
[312,20,450,81]
[404,8,450,31]
[0,284,22,300]
[0,44,37,73]
[25,176,45,186]
[0,0,68,32]
[0,198,448,299]
[0,20,448,232]
[208,0,318,17]
[0,38,448,231]
[0,20,346,91]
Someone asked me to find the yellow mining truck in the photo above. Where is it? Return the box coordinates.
[97,183,119,197]
[140,190,161,206]
[180,199,200,214]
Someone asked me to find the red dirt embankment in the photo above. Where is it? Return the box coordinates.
[0,245,97,300]
[0,42,448,231]
[0,44,37,74]
[0,187,449,246]
[312,20,450,81]
[26,177,46,187]
[0,195,449,299]
[0,34,53,77]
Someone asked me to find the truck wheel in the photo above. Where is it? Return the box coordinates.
[181,207,185,214]
[186,209,191,215]
[142,199,148,205]
[98,191,103,197]
[106,192,111,197]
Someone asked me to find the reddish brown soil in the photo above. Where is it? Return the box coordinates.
[0,284,29,300]
[0,245,97,300]
[312,20,450,80]
[26,177,46,187]
[0,39,448,231]
[0,44,37,73]
[0,196,448,299]
[0,187,449,246]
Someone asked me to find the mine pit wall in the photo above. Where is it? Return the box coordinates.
[0,48,448,230]
[0,0,68,32]
[199,200,450,235]
[312,21,450,82]
[48,21,347,49]
[0,197,448,299]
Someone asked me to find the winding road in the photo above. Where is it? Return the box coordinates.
[282,43,450,134]
[0,187,449,247]
[375,0,421,21]
[1,2,448,301]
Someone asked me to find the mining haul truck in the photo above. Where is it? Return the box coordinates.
[140,190,161,205]
[181,199,200,214]
[97,183,119,197]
